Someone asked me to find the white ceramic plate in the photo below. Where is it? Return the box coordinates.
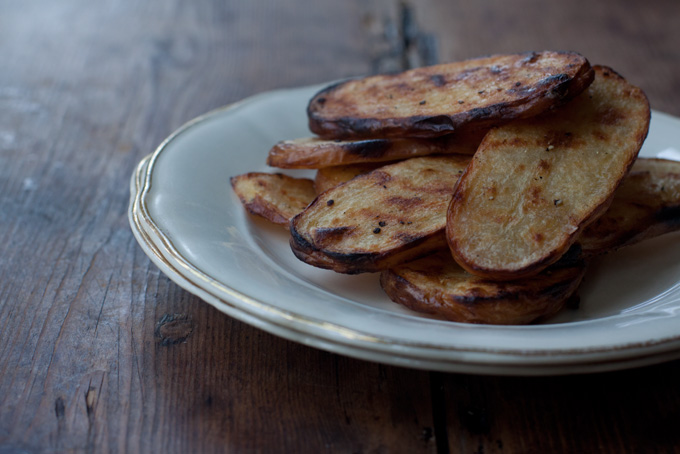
[129,84,680,375]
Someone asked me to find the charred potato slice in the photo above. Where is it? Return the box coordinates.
[267,131,484,169]
[308,51,594,139]
[231,172,316,227]
[380,252,586,325]
[579,158,680,255]
[381,158,680,325]
[290,155,470,274]
[447,66,650,280]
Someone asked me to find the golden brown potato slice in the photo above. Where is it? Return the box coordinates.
[294,154,676,275]
[267,131,484,169]
[311,156,680,257]
[230,172,316,228]
[307,51,594,139]
[579,158,680,255]
[447,66,650,280]
[380,252,585,325]
[380,158,680,325]
[290,156,470,274]
[314,162,387,193]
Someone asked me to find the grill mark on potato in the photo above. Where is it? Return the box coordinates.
[529,185,543,203]
[504,137,528,147]
[489,65,503,75]
[593,129,609,141]
[371,170,393,186]
[429,74,446,87]
[451,284,524,305]
[312,226,356,245]
[535,73,573,99]
[542,131,578,148]
[330,116,383,138]
[537,73,570,87]
[467,106,495,120]
[452,66,484,82]
[322,249,382,268]
[537,159,551,172]
[386,195,425,210]
[342,139,392,157]
[411,114,455,133]
[597,107,625,126]
[484,185,498,200]
[394,82,416,92]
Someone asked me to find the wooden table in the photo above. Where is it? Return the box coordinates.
[3,1,680,452]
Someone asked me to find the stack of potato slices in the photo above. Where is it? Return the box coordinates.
[232,51,680,325]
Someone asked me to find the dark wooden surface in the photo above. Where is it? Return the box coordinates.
[2,0,680,452]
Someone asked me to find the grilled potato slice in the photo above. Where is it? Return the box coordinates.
[380,252,585,325]
[267,131,484,169]
[314,162,386,194]
[307,51,594,139]
[579,158,680,255]
[380,158,680,325]
[231,172,316,227]
[290,155,470,274]
[447,66,650,280]
[311,157,680,257]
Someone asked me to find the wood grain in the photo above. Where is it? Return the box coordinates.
[1,0,680,453]
[416,0,680,117]
[441,362,680,453]
[0,1,435,452]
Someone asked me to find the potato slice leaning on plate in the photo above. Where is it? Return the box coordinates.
[290,155,470,274]
[579,158,680,255]
[307,50,594,139]
[447,65,650,280]
[380,251,586,325]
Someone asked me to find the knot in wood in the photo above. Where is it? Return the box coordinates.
[155,313,194,346]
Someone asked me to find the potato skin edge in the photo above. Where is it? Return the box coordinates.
[289,217,447,274]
